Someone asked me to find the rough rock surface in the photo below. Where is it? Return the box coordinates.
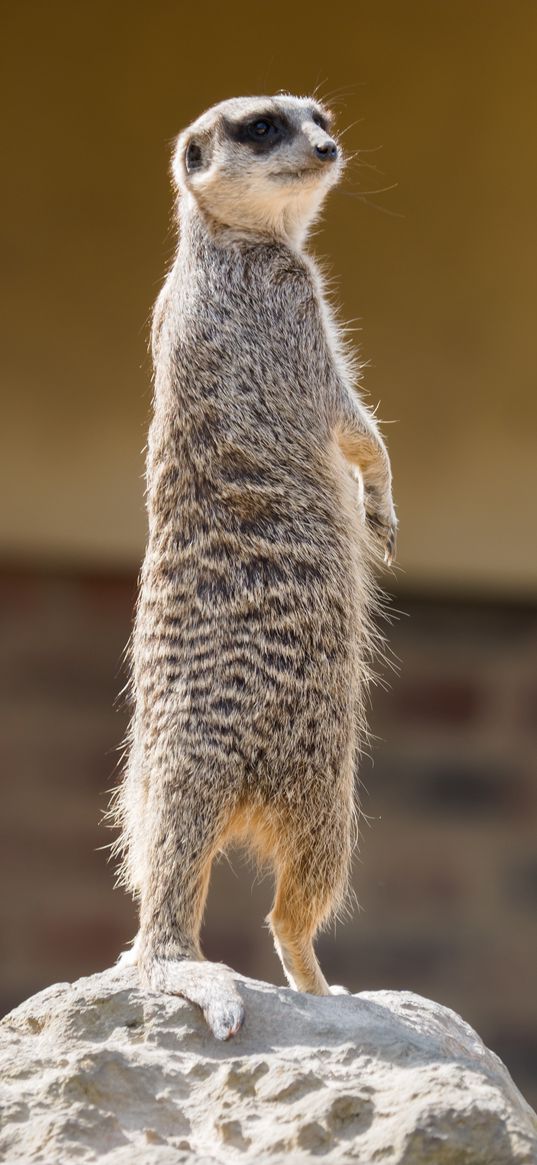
[1,966,536,1164]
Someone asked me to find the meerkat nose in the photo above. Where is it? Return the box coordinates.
[315,140,338,161]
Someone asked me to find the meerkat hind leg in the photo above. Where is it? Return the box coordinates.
[271,923,331,995]
[270,906,349,997]
[268,865,331,996]
[138,786,245,1040]
[267,803,353,998]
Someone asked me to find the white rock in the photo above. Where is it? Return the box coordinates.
[1,966,536,1164]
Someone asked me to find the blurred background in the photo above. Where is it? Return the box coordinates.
[1,0,536,1108]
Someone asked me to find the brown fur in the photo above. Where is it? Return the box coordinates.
[110,94,396,1039]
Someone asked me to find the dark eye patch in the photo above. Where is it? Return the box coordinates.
[311,109,329,131]
[225,113,291,154]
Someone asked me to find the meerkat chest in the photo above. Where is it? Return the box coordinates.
[166,282,323,436]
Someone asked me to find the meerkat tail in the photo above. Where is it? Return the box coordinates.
[141,956,245,1041]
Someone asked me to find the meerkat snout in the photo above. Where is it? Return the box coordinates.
[172,94,343,245]
[314,139,338,161]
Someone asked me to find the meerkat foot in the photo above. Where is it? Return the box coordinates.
[143,957,245,1041]
[330,984,350,995]
[115,932,141,969]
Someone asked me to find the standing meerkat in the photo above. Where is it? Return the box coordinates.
[112,94,397,1040]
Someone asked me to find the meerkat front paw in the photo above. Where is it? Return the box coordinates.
[365,490,398,565]
[330,984,351,995]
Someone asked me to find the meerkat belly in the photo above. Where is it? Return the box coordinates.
[139,470,363,778]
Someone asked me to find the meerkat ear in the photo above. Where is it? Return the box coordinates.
[172,131,212,188]
[185,138,204,173]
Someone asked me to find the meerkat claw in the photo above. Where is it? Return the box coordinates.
[368,510,396,565]
[384,529,396,566]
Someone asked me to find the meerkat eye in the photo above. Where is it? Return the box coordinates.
[250,119,273,138]
[312,112,328,131]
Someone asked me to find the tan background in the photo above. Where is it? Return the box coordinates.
[1,0,536,589]
[1,0,536,1115]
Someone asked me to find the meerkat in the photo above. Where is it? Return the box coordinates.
[111,93,396,1040]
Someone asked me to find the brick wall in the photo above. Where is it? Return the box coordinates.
[1,569,536,1107]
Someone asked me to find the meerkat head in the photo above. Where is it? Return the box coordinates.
[172,94,342,247]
